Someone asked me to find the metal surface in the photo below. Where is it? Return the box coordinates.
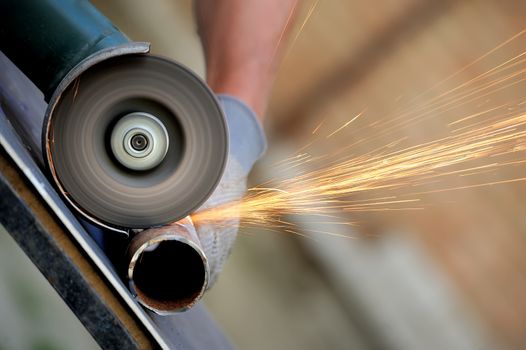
[46,54,228,230]
[0,52,47,165]
[127,218,209,314]
[0,0,130,99]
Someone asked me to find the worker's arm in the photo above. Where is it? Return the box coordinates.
[192,0,299,286]
[195,0,298,119]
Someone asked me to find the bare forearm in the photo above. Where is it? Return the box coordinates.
[195,0,299,119]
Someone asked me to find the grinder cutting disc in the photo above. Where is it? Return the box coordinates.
[45,55,228,230]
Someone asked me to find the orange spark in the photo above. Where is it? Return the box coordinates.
[191,28,526,239]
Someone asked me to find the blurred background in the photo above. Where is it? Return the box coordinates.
[2,0,526,349]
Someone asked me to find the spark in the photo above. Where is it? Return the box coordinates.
[407,176,526,196]
[194,112,526,227]
[289,0,320,50]
[270,0,302,69]
[312,119,325,134]
[192,28,526,239]
[326,109,366,138]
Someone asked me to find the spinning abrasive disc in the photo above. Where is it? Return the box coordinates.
[44,55,228,230]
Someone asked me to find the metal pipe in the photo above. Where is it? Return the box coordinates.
[127,217,209,314]
[0,0,129,99]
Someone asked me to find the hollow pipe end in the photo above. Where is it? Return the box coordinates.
[127,222,209,314]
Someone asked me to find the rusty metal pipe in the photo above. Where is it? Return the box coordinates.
[126,217,209,314]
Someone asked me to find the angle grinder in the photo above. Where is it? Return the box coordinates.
[0,0,228,232]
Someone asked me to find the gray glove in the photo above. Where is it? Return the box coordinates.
[194,94,267,287]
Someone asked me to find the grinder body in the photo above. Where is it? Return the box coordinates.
[0,0,129,99]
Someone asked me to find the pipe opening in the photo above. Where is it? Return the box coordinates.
[131,239,206,312]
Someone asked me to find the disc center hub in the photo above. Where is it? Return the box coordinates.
[131,133,148,151]
[111,112,169,171]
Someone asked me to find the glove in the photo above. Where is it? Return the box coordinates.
[193,94,267,287]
